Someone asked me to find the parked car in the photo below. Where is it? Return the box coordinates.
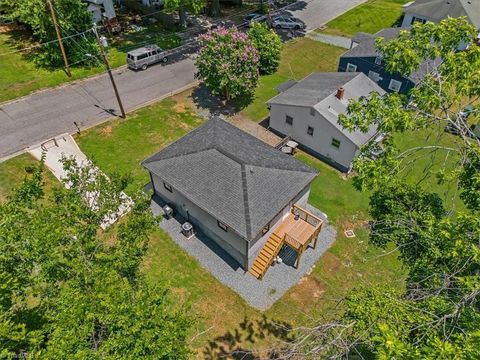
[271,16,305,30]
[127,45,168,70]
[470,123,480,139]
[242,12,266,27]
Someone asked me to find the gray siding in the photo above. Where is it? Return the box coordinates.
[247,187,310,268]
[151,174,249,269]
[269,103,358,171]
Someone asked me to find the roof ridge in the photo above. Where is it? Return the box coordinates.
[240,164,252,240]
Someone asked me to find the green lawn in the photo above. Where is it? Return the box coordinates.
[320,0,409,37]
[76,98,204,195]
[0,27,180,103]
[0,153,57,202]
[394,126,465,210]
[242,38,345,122]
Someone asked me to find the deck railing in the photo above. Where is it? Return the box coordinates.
[292,204,323,227]
[284,233,302,251]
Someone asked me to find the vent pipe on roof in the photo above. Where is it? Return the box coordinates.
[336,87,345,100]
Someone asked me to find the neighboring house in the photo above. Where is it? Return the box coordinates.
[338,28,441,94]
[142,117,319,274]
[267,72,385,172]
[85,0,116,23]
[401,0,480,29]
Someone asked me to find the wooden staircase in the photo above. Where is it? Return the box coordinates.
[249,233,284,280]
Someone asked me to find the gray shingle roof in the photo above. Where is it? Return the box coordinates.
[268,72,385,147]
[344,28,402,58]
[268,72,359,107]
[142,117,317,241]
[404,0,480,28]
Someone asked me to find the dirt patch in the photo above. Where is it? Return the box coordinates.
[321,252,342,273]
[229,113,281,147]
[100,125,113,136]
[171,287,189,304]
[289,275,325,304]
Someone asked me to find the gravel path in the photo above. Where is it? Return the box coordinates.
[307,32,352,49]
[151,196,337,311]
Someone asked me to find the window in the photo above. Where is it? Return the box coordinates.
[217,220,228,232]
[411,16,426,25]
[331,138,341,149]
[374,56,382,65]
[388,79,402,92]
[310,107,315,116]
[307,126,314,136]
[262,224,270,235]
[368,70,381,82]
[163,182,172,192]
[346,63,357,72]
[285,115,293,125]
[138,53,148,60]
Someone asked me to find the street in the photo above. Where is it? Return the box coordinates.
[0,0,365,160]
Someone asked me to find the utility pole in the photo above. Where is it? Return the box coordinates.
[46,0,71,77]
[92,24,126,119]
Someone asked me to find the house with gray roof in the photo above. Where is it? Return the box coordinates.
[401,0,480,30]
[338,28,441,94]
[142,117,319,272]
[267,72,385,172]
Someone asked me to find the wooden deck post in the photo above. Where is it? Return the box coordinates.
[295,246,304,269]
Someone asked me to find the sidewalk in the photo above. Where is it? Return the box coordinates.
[307,32,352,49]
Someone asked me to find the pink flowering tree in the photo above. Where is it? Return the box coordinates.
[196,27,260,101]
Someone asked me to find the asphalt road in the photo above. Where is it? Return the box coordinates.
[0,0,365,161]
[288,0,365,31]
[0,54,196,159]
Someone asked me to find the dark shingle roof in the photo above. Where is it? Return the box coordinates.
[341,28,402,58]
[404,0,480,28]
[267,72,359,107]
[340,27,442,84]
[143,117,317,241]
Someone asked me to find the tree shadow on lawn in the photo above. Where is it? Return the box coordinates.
[203,315,294,359]
[191,85,251,117]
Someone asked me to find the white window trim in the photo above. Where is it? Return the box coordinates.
[388,79,402,92]
[346,63,357,72]
[368,70,381,82]
[374,56,382,65]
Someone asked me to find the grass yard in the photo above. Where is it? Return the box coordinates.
[0,27,179,103]
[266,153,404,326]
[320,0,409,37]
[394,126,466,211]
[242,38,345,122]
[75,98,204,195]
[0,153,57,202]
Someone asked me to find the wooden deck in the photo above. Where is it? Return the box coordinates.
[249,205,324,280]
[273,213,317,250]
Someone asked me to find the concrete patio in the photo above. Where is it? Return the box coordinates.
[150,195,337,311]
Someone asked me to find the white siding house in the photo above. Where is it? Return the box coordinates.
[268,72,385,172]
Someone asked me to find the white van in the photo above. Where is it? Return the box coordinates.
[127,45,168,70]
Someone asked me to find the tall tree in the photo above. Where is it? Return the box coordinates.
[281,17,480,358]
[1,0,98,67]
[196,27,260,101]
[0,158,191,358]
[164,0,205,28]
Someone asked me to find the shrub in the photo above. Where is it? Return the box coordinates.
[248,21,282,74]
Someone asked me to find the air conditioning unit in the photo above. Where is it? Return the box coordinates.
[162,204,174,219]
[181,222,195,239]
